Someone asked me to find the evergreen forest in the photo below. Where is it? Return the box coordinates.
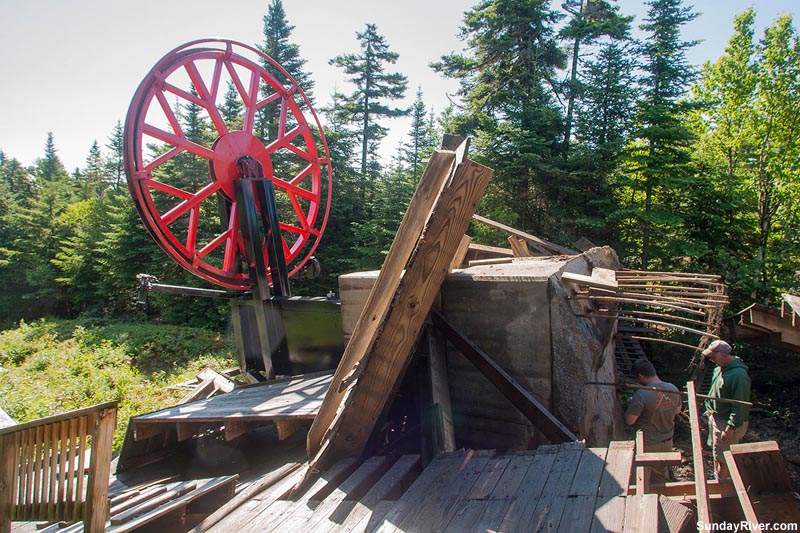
[1,0,799,331]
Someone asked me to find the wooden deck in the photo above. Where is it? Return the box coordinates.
[210,440,693,532]
[117,372,332,471]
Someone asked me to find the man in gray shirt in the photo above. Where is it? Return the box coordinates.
[624,358,682,480]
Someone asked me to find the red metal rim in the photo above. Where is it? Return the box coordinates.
[124,39,332,290]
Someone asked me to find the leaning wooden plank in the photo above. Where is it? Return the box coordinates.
[450,234,472,271]
[374,451,473,532]
[471,213,576,255]
[306,148,458,457]
[290,457,388,533]
[427,325,456,454]
[597,441,635,497]
[723,449,761,528]
[321,454,420,533]
[190,461,301,532]
[431,309,577,444]
[308,160,493,476]
[687,380,712,526]
[111,476,238,533]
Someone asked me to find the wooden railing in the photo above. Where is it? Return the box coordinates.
[0,401,117,533]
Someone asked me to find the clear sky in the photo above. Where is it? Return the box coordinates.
[0,0,797,173]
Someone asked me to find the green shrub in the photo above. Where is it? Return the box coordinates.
[0,318,236,451]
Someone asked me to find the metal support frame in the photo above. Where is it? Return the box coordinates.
[233,156,293,379]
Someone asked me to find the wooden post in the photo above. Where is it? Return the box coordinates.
[0,434,18,532]
[85,406,116,533]
[427,325,456,453]
[635,430,649,496]
[507,236,529,257]
[687,380,711,526]
[450,235,472,271]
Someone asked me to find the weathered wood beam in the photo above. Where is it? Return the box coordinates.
[635,452,683,467]
[627,479,735,497]
[306,148,458,458]
[472,213,576,255]
[190,463,302,532]
[299,158,492,488]
[427,326,456,454]
[430,309,577,444]
[723,449,761,528]
[687,380,712,525]
[450,235,472,271]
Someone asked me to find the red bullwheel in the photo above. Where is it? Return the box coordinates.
[124,39,331,290]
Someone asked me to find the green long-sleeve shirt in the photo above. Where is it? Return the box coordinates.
[704,357,751,428]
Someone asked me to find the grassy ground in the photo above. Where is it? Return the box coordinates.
[0,317,237,451]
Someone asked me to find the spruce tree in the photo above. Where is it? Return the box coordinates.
[258,0,313,141]
[401,87,437,180]
[686,8,759,304]
[330,23,408,193]
[81,140,105,200]
[560,0,632,155]
[105,121,124,191]
[432,0,566,237]
[625,0,698,270]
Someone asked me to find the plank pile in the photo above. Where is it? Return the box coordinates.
[563,268,729,352]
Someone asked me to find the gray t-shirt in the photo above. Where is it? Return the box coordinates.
[625,382,681,443]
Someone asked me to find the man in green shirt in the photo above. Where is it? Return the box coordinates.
[703,339,751,480]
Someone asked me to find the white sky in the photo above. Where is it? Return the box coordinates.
[0,0,797,173]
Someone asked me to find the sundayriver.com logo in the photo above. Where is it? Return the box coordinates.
[697,522,798,532]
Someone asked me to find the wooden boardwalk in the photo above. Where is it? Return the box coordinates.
[210,440,692,532]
